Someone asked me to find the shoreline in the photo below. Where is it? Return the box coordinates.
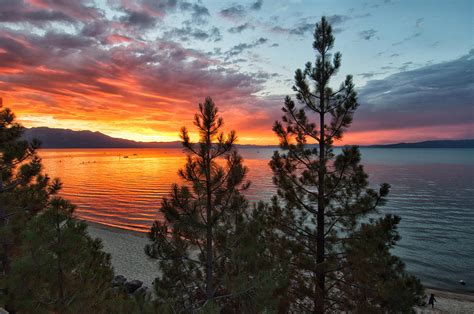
[85,220,148,238]
[424,287,474,299]
[85,221,473,312]
[86,221,473,294]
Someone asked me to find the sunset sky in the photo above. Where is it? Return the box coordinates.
[0,0,472,145]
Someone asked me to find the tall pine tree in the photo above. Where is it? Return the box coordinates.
[0,104,61,307]
[146,97,280,312]
[8,197,123,313]
[0,103,134,312]
[268,17,423,312]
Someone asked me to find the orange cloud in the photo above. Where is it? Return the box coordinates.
[0,2,472,146]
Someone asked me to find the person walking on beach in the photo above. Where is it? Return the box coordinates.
[428,293,437,309]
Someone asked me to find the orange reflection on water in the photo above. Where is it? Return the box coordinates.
[39,148,274,232]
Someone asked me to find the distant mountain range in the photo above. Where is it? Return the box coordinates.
[365,139,474,148]
[23,127,181,148]
[22,127,474,149]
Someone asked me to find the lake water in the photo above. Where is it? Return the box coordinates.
[39,148,474,293]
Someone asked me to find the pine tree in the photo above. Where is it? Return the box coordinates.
[268,17,424,312]
[0,104,61,306]
[341,214,424,312]
[0,104,136,312]
[7,197,123,313]
[146,97,280,312]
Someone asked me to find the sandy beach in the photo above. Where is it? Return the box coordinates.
[413,289,474,314]
[86,222,160,289]
[86,223,474,313]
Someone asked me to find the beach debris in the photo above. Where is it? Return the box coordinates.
[133,286,149,297]
[112,276,149,297]
[459,280,466,286]
[112,275,127,287]
[124,279,143,293]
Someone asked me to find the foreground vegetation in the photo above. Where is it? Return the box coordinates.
[0,17,424,313]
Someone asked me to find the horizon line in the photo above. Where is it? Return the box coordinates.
[25,126,474,148]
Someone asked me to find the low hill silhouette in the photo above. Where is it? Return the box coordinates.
[23,127,181,148]
[366,139,474,148]
[23,127,474,149]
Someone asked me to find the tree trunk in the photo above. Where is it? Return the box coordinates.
[315,63,326,313]
[205,139,214,301]
[205,215,213,300]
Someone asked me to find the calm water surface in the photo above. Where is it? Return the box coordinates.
[40,148,474,292]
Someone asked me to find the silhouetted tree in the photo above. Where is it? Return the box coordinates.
[341,214,425,312]
[0,104,135,312]
[268,17,424,312]
[0,104,61,307]
[8,197,125,313]
[146,97,281,312]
